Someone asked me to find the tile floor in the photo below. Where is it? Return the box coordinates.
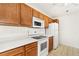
[48,44,79,56]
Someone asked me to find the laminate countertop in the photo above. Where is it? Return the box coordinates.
[0,37,37,53]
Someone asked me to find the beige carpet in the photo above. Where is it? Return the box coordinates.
[48,44,79,56]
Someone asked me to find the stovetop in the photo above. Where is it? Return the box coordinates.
[31,36,47,40]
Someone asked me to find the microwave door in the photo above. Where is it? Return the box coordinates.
[33,21,42,28]
[34,21,41,26]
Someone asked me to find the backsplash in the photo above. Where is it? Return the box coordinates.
[28,28,46,36]
[0,25,46,42]
[0,25,29,42]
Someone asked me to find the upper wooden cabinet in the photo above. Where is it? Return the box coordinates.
[0,4,20,25]
[33,9,39,18]
[21,4,32,27]
[39,12,44,20]
[53,19,59,23]
[48,18,53,24]
[44,15,49,28]
[33,9,44,20]
[0,3,57,27]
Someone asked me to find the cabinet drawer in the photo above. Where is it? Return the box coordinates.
[0,46,24,56]
[25,42,37,50]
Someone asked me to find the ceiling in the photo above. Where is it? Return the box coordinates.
[28,3,79,18]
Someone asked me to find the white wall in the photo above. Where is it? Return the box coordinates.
[0,25,45,43]
[0,26,28,42]
[59,13,79,49]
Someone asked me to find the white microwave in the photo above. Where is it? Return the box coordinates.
[32,17,44,28]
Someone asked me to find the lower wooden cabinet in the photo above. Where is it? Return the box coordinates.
[48,36,53,52]
[0,42,38,56]
[14,53,25,56]
[26,47,37,56]
[25,42,38,56]
[0,46,25,56]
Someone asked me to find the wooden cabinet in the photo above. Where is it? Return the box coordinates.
[39,12,44,20]
[44,15,49,28]
[0,46,25,56]
[0,3,57,27]
[53,19,59,23]
[0,42,38,56]
[0,4,20,25]
[48,36,53,52]
[26,47,37,56]
[21,4,32,27]
[25,42,38,56]
[33,9,39,18]
[48,18,53,24]
[33,9,44,20]
[15,53,25,56]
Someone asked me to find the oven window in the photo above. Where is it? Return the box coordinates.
[34,21,41,26]
[41,42,47,51]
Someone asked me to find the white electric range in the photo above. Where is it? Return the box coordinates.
[28,28,48,56]
[32,36,48,56]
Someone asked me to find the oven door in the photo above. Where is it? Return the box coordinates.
[38,39,48,56]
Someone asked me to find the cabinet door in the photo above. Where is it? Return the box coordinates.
[49,36,53,52]
[0,46,25,56]
[39,12,44,20]
[21,4,32,27]
[53,19,59,23]
[25,42,38,56]
[0,4,20,25]
[26,47,37,56]
[44,15,49,28]
[33,9,39,18]
[48,18,53,24]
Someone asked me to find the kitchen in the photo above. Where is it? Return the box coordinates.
[0,3,58,56]
[0,3,79,56]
